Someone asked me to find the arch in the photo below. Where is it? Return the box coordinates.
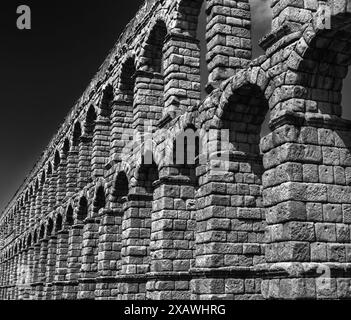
[72,122,82,147]
[40,170,46,186]
[93,185,106,214]
[222,83,269,155]
[118,56,136,112]
[62,138,70,158]
[141,20,168,73]
[54,150,61,171]
[85,105,97,136]
[77,196,88,221]
[34,178,39,192]
[55,213,63,232]
[39,224,45,239]
[99,84,114,118]
[112,172,129,205]
[46,162,52,176]
[33,230,38,244]
[197,68,269,130]
[281,5,351,121]
[47,218,54,237]
[65,205,74,226]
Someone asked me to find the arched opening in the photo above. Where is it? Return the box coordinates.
[120,58,136,109]
[94,186,106,214]
[85,105,97,136]
[47,162,52,176]
[66,205,74,226]
[146,21,167,74]
[202,83,269,268]
[113,172,129,206]
[72,122,82,147]
[78,106,97,188]
[223,84,269,154]
[63,139,70,157]
[33,230,38,244]
[57,138,70,203]
[41,163,52,214]
[77,197,88,222]
[100,84,114,118]
[33,180,38,193]
[27,234,32,247]
[54,151,61,171]
[55,214,63,232]
[47,218,54,237]
[40,171,46,186]
[111,57,136,157]
[141,20,167,120]
[39,224,45,239]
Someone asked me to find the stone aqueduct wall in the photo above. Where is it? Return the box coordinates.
[1,0,351,300]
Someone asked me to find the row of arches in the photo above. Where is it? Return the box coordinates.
[1,0,261,240]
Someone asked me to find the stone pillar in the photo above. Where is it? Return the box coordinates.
[29,194,37,228]
[18,249,28,300]
[92,117,110,179]
[30,243,41,299]
[147,168,197,300]
[13,252,20,300]
[206,0,252,84]
[110,100,134,161]
[41,176,51,216]
[78,218,100,300]
[119,193,152,300]
[0,260,3,299]
[24,200,31,232]
[43,235,58,299]
[35,187,44,226]
[261,122,351,299]
[36,239,49,300]
[163,33,201,118]
[64,224,83,299]
[191,151,265,299]
[2,259,8,300]
[53,229,69,299]
[56,155,68,205]
[8,256,15,300]
[133,71,163,132]
[48,172,58,210]
[66,149,79,199]
[78,135,93,189]
[19,208,26,235]
[95,209,122,300]
[24,247,34,300]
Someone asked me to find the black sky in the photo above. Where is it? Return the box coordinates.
[0,0,350,211]
[0,0,145,211]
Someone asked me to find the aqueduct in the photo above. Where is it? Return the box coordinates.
[1,0,351,300]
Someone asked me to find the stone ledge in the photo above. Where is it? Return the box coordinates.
[256,262,351,279]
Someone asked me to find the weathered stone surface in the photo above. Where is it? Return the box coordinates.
[1,0,351,301]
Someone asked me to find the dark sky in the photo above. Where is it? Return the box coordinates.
[0,0,350,212]
[0,0,145,211]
